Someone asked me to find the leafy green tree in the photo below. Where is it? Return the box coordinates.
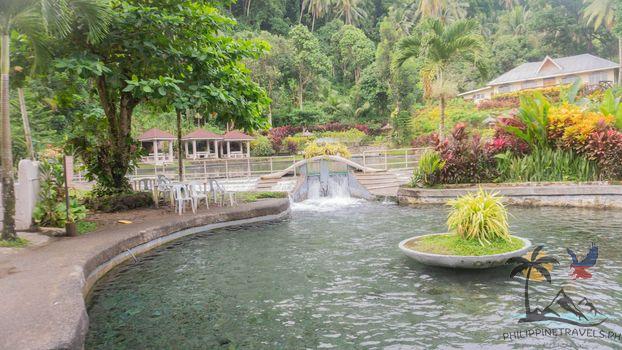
[289,24,330,109]
[395,18,486,139]
[331,25,375,84]
[61,0,268,195]
[0,0,110,240]
[243,31,294,126]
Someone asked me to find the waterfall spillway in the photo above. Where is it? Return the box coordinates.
[291,159,373,204]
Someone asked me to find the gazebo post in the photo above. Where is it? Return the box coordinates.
[168,141,174,162]
[153,140,159,163]
[226,141,231,158]
[184,141,189,159]
[214,140,218,158]
[192,140,197,160]
[246,141,250,158]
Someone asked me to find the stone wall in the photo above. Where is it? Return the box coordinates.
[398,183,622,208]
[0,159,39,231]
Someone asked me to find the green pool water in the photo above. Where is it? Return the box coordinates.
[86,201,622,349]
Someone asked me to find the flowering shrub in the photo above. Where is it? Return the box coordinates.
[268,126,296,153]
[435,124,497,184]
[250,135,275,157]
[477,99,518,110]
[581,126,622,180]
[303,142,351,158]
[548,103,613,149]
[320,128,367,145]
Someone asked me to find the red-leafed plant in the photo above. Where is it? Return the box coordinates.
[581,125,622,180]
[435,123,497,183]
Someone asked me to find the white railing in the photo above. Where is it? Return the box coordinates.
[72,147,430,183]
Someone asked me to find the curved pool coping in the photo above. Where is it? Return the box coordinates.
[0,198,290,350]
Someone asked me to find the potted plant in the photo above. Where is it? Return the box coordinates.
[399,189,531,268]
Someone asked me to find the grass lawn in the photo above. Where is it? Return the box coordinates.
[405,233,525,256]
[0,237,29,248]
[236,191,287,203]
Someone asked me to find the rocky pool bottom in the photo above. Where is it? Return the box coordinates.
[86,201,622,349]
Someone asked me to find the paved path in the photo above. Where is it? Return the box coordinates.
[0,199,290,350]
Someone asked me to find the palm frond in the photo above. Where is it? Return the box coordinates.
[394,36,421,68]
[69,0,112,44]
[530,245,544,261]
[533,264,552,283]
[11,6,51,73]
[509,264,527,279]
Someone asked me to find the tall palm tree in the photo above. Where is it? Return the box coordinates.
[394,18,486,139]
[333,0,366,26]
[0,0,110,240]
[582,0,621,85]
[302,0,331,31]
[416,0,467,23]
[508,246,559,319]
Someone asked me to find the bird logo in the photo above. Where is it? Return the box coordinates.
[567,243,598,279]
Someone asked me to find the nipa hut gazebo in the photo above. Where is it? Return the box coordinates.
[182,129,222,160]
[138,128,176,164]
[222,130,254,158]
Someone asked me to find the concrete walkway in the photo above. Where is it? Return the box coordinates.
[0,199,290,350]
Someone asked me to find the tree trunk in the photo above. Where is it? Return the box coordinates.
[267,80,273,128]
[18,88,34,160]
[439,95,446,141]
[298,73,304,110]
[1,34,15,240]
[618,37,622,86]
[95,76,135,194]
[246,0,252,16]
[176,109,183,182]
[311,13,316,31]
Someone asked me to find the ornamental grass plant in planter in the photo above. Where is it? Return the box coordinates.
[399,189,531,268]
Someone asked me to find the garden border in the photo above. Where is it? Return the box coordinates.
[397,183,622,208]
[0,198,290,350]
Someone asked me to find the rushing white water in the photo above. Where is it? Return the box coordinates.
[292,175,363,212]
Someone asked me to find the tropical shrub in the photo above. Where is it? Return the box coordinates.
[548,103,613,149]
[412,99,489,136]
[303,142,351,158]
[446,189,511,245]
[33,157,88,227]
[435,124,497,184]
[495,148,599,182]
[503,93,550,150]
[598,89,622,129]
[250,135,275,157]
[581,127,622,180]
[267,126,296,153]
[282,135,315,152]
[320,128,366,145]
[412,150,445,187]
[486,116,530,156]
[84,191,154,213]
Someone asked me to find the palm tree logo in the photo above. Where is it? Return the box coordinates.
[507,245,606,327]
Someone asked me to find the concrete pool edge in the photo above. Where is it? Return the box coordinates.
[397,183,622,208]
[0,199,290,350]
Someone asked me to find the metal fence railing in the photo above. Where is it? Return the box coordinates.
[73,147,430,183]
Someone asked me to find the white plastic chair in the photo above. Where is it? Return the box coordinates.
[189,181,209,211]
[172,184,195,215]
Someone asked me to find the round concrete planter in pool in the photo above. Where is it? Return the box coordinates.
[398,233,532,269]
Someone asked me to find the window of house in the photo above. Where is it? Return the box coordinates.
[521,80,539,90]
[498,84,511,93]
[561,75,580,84]
[543,77,556,87]
[589,71,610,85]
